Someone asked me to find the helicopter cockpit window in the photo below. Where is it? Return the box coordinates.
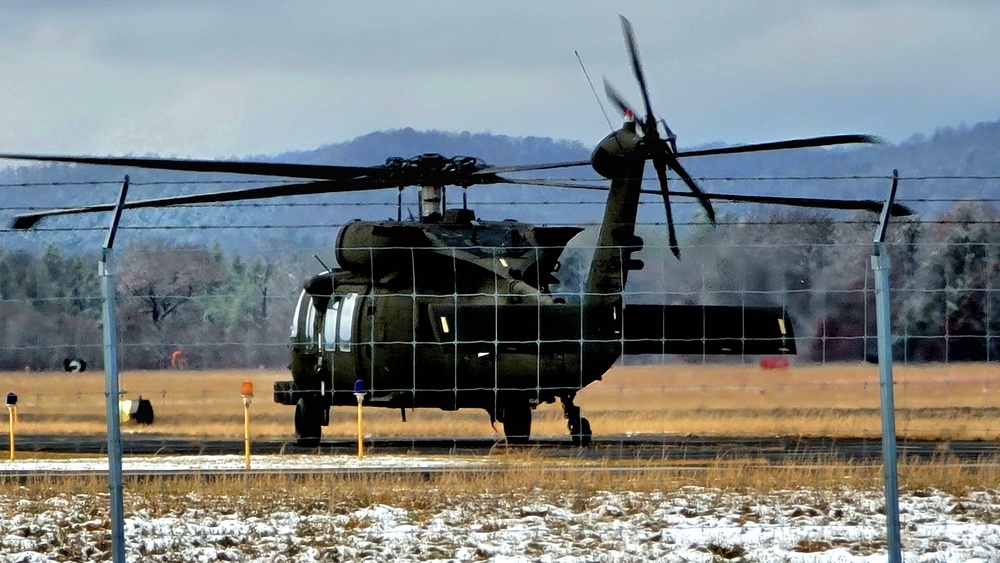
[305,298,316,344]
[291,290,317,344]
[323,293,359,352]
[290,290,307,338]
[338,293,358,352]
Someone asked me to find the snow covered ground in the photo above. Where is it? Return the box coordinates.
[1,453,488,474]
[2,455,1000,561]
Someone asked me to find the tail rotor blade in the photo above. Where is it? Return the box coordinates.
[603,78,643,128]
[619,15,656,133]
[660,151,715,223]
[652,158,680,258]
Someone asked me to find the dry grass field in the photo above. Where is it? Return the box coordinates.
[1,362,998,441]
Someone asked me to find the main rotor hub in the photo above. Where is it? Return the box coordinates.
[382,154,488,220]
[384,154,488,187]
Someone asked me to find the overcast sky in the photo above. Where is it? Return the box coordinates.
[1,1,998,159]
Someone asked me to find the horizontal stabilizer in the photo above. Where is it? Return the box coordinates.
[622,305,796,355]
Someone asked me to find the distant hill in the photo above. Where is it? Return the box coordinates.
[2,120,1000,255]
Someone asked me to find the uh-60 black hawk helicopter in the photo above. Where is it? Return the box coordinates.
[4,17,905,447]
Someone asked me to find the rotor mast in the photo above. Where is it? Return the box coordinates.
[419,185,446,220]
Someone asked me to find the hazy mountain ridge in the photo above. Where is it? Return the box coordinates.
[2,119,999,254]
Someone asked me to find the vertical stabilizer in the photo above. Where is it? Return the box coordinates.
[584,128,646,311]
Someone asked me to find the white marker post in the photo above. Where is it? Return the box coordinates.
[354,379,366,459]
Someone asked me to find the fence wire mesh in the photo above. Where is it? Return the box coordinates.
[2,176,1000,559]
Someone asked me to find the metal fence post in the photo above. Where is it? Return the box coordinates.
[872,169,902,563]
[101,176,130,563]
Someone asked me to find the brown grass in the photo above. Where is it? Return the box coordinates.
[7,456,1000,501]
[2,362,999,441]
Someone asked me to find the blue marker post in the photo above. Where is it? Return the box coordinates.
[354,380,366,459]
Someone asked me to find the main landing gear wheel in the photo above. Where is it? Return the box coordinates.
[294,397,324,447]
[498,403,532,444]
[561,394,592,447]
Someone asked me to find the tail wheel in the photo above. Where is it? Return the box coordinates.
[294,397,324,447]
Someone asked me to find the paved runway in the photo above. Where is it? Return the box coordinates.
[12,433,1000,464]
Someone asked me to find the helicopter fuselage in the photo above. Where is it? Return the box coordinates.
[273,213,623,418]
[272,129,797,445]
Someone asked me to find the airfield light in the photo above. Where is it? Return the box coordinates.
[241,380,254,401]
[354,379,366,459]
[6,392,15,461]
[241,380,254,470]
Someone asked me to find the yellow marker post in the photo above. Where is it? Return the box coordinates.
[241,380,254,470]
[354,379,365,459]
[6,393,17,461]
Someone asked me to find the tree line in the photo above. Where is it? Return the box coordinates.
[0,240,302,371]
[2,204,1000,371]
[581,201,1000,363]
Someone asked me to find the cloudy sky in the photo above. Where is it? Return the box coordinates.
[1,1,997,159]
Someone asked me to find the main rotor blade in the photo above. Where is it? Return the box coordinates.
[619,15,656,134]
[11,178,382,229]
[675,135,881,158]
[652,159,680,259]
[502,179,912,216]
[497,178,601,189]
[659,151,715,223]
[0,152,595,184]
[476,160,591,175]
[0,153,377,180]
[658,191,913,216]
[637,188,912,216]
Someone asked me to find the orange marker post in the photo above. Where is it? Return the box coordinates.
[241,380,254,470]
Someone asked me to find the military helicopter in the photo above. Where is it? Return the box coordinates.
[3,17,905,447]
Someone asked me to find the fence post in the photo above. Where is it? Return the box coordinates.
[100,176,130,563]
[871,169,902,563]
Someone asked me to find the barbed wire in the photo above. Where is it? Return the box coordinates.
[3,194,1000,212]
[0,222,982,234]
[2,173,999,233]
[3,174,1000,189]
[10,216,1000,234]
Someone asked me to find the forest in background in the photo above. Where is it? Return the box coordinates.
[2,122,1000,370]
[1,199,998,371]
